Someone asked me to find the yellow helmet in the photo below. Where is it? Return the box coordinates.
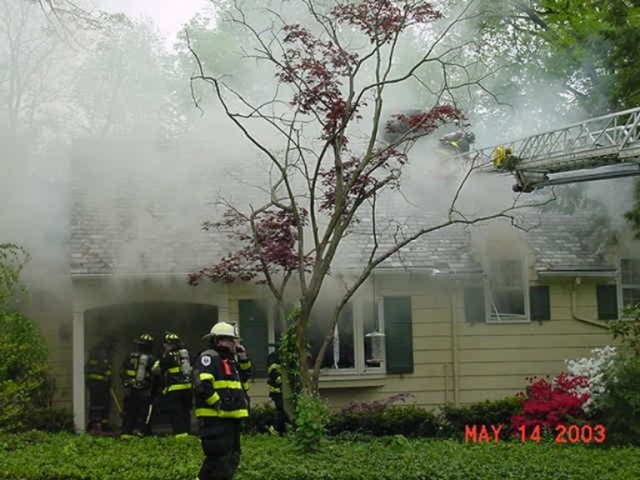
[209,322,238,339]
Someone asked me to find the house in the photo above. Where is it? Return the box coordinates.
[37,138,637,432]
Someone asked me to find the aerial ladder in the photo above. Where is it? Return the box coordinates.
[467,106,640,192]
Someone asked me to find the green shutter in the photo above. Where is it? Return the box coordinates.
[238,300,268,376]
[464,286,485,323]
[384,296,413,374]
[596,285,619,320]
[529,286,550,321]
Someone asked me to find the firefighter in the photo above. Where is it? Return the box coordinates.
[85,338,115,433]
[152,331,193,438]
[120,333,156,438]
[193,322,252,480]
[493,145,522,171]
[266,348,287,435]
[382,108,424,143]
[438,129,476,154]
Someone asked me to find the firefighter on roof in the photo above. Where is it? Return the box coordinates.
[193,321,252,480]
[151,331,193,438]
[439,129,476,154]
[120,333,156,438]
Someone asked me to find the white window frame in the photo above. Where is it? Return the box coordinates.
[310,298,386,376]
[619,258,640,315]
[485,258,530,323]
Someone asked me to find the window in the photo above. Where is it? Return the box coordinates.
[464,284,549,323]
[285,298,386,375]
[486,259,528,322]
[620,258,640,310]
[269,295,413,376]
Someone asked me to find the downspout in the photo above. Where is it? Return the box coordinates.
[570,277,608,329]
[449,284,460,404]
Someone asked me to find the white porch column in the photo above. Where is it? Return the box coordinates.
[217,284,230,323]
[72,310,85,432]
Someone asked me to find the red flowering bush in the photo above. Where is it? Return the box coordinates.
[511,372,590,432]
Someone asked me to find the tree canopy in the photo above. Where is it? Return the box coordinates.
[187,0,545,395]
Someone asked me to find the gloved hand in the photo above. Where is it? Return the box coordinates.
[235,344,249,362]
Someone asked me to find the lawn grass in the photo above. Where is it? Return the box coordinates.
[0,431,638,479]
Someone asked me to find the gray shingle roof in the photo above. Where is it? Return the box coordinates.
[69,139,614,276]
[519,213,614,273]
[70,138,236,276]
[332,207,614,275]
[71,184,227,275]
[335,215,482,273]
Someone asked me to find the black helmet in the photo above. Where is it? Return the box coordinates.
[163,331,180,345]
[134,333,154,346]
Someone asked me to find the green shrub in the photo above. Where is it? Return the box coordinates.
[440,397,524,440]
[29,407,75,433]
[593,309,640,445]
[0,311,50,432]
[328,405,440,437]
[610,315,640,355]
[243,403,277,434]
[0,243,28,310]
[292,393,331,452]
[597,355,640,445]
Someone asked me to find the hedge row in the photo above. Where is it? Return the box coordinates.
[244,397,523,440]
[0,431,638,480]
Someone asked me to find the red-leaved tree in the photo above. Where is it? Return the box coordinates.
[187,0,539,395]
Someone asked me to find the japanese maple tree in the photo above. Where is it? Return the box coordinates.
[187,0,533,394]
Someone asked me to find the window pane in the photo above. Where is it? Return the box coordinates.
[622,288,640,309]
[491,288,525,316]
[491,260,523,286]
[308,304,355,369]
[622,259,640,284]
[488,259,525,317]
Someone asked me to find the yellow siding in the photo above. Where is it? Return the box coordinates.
[23,278,73,408]
[48,272,617,415]
[318,277,614,410]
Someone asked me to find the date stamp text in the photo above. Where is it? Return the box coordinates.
[464,424,606,444]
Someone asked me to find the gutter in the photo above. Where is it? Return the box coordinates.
[71,272,192,279]
[333,266,484,278]
[536,269,617,278]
